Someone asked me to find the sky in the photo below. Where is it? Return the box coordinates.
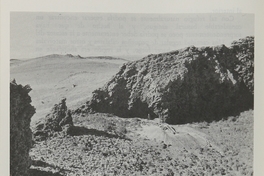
[10,12,254,60]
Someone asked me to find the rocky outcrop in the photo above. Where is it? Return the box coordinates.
[10,80,35,176]
[230,36,254,94]
[33,98,74,141]
[76,36,254,124]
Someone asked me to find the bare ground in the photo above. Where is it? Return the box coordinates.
[30,110,253,176]
[10,55,126,125]
[11,55,253,175]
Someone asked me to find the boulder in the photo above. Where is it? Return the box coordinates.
[10,80,35,176]
[77,36,254,124]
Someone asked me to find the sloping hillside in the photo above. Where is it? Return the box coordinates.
[10,54,127,124]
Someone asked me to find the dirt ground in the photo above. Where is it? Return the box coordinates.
[10,55,126,125]
[30,110,253,176]
[11,55,253,175]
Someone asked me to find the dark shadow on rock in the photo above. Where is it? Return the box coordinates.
[78,37,254,125]
[32,159,58,169]
[31,159,72,176]
[29,168,63,176]
[68,126,130,140]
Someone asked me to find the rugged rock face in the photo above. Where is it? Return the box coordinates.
[230,36,254,94]
[33,98,74,141]
[77,36,254,124]
[10,80,35,176]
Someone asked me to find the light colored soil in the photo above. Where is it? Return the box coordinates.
[11,55,253,175]
[10,55,126,125]
[30,110,253,176]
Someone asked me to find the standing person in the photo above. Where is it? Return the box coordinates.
[147,113,151,120]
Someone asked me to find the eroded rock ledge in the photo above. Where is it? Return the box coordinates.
[76,36,254,124]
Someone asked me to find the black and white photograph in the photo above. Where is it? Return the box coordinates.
[8,12,258,176]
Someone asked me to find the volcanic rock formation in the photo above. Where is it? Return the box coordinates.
[10,80,35,176]
[33,98,74,141]
[77,36,254,124]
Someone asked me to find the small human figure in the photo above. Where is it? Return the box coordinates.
[159,115,165,123]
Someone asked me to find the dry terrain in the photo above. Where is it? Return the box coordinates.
[10,54,126,125]
[30,110,253,176]
[10,54,253,176]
